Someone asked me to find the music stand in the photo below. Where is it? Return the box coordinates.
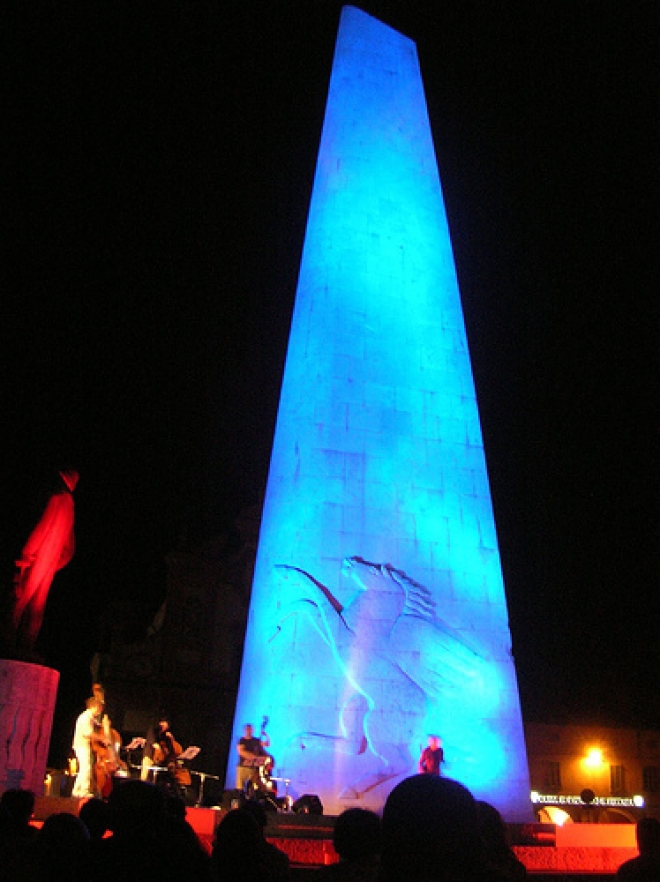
[124,736,147,778]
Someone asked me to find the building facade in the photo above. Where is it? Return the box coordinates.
[90,505,261,802]
[526,722,660,823]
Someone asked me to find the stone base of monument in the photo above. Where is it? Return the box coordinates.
[0,659,59,796]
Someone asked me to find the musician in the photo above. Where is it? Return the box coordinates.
[90,693,127,798]
[236,722,271,792]
[151,716,192,802]
[92,681,106,707]
[418,734,444,776]
[71,696,104,798]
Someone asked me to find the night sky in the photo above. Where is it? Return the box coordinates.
[4,1,657,743]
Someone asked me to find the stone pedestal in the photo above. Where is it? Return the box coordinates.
[0,659,59,795]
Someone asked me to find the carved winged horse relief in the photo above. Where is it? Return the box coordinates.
[270,556,483,799]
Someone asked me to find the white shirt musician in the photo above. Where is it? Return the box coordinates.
[71,697,103,798]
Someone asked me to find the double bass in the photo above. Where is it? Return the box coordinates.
[92,712,126,798]
[252,716,275,795]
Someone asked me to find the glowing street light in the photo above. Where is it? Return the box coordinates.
[584,748,603,768]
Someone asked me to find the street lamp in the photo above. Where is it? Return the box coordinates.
[584,748,603,769]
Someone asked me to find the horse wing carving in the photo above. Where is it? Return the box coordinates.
[271,557,484,798]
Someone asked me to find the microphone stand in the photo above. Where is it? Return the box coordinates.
[191,770,221,808]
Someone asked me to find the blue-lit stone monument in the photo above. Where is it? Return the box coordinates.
[229,6,531,819]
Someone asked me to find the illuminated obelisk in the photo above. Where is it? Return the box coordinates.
[229,5,531,819]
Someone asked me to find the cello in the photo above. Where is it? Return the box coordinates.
[152,729,192,791]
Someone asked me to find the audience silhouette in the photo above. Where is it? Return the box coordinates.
[15,811,91,881]
[0,788,40,880]
[319,806,381,880]
[213,806,279,881]
[78,797,111,841]
[476,800,527,880]
[88,779,214,881]
[379,774,507,881]
[616,817,660,881]
[0,787,38,845]
[240,799,291,880]
[0,776,544,881]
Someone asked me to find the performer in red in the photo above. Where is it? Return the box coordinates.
[12,469,79,651]
[418,734,444,776]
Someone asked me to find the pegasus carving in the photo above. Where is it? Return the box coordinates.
[270,556,483,799]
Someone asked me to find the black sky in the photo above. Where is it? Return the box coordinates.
[4,2,658,734]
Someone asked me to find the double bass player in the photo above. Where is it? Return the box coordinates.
[235,720,273,793]
[71,696,105,798]
[71,687,126,799]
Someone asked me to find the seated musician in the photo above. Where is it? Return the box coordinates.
[151,716,193,803]
[236,722,272,793]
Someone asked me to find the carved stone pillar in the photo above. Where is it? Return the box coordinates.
[0,659,59,795]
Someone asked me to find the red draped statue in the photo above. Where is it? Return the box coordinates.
[12,469,79,651]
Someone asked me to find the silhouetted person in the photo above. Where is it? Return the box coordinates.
[380,774,501,882]
[0,793,37,882]
[617,817,660,881]
[162,792,214,880]
[0,788,37,844]
[213,807,280,881]
[78,796,111,840]
[163,791,187,822]
[16,812,91,881]
[318,807,381,880]
[240,800,291,880]
[476,800,526,880]
[0,803,16,878]
[89,778,213,881]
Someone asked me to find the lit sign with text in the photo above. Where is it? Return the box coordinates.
[531,791,644,808]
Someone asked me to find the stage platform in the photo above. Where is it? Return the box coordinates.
[33,797,639,875]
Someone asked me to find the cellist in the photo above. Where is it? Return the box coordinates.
[151,716,192,802]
